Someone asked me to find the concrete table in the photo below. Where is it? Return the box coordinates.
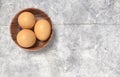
[0,0,120,77]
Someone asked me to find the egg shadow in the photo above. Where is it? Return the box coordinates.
[28,27,57,54]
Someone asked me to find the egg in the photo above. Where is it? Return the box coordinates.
[17,29,36,47]
[18,12,35,29]
[34,19,51,41]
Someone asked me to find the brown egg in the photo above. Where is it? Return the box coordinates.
[34,19,51,41]
[17,29,36,47]
[18,12,35,29]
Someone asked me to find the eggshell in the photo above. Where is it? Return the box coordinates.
[18,12,35,29]
[34,19,51,41]
[17,29,36,47]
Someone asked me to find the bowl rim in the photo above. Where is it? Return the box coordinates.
[10,8,53,51]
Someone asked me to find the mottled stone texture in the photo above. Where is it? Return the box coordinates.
[0,0,120,77]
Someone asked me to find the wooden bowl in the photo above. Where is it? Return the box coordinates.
[10,8,53,51]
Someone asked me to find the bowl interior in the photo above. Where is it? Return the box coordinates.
[10,8,53,51]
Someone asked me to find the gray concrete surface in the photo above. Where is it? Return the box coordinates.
[0,0,120,77]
